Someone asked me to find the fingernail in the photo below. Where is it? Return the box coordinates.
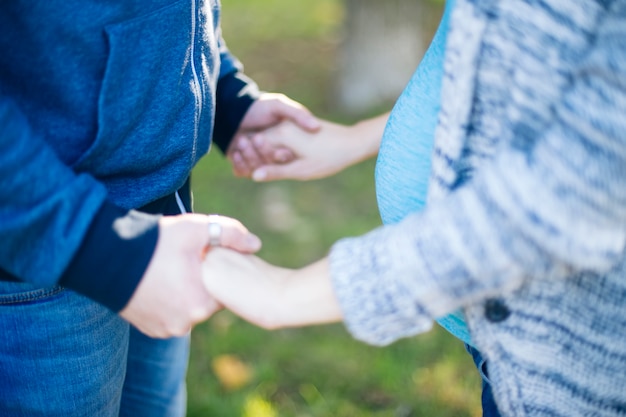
[308,117,321,129]
[252,134,264,147]
[276,151,290,163]
[252,169,267,182]
[247,234,262,250]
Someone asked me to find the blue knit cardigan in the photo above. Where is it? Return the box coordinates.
[330,0,626,415]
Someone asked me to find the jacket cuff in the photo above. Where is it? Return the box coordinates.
[59,202,159,312]
[212,71,260,153]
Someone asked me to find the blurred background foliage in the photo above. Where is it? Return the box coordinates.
[188,0,481,415]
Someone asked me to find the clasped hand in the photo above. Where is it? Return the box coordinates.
[119,214,262,338]
[202,247,343,330]
[121,98,381,338]
[205,110,388,330]
[119,92,325,338]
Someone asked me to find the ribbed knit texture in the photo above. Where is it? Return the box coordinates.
[329,0,626,415]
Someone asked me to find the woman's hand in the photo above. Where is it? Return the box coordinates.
[227,93,320,178]
[250,114,388,182]
[202,248,343,329]
[202,248,290,329]
[228,113,389,182]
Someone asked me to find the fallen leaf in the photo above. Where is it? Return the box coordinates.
[212,354,254,391]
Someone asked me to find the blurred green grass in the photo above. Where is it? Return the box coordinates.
[188,1,481,416]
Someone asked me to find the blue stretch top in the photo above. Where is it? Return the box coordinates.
[374,0,473,346]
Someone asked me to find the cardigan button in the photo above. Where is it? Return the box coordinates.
[484,298,511,323]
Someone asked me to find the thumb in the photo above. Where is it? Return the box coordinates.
[204,215,262,254]
[275,102,321,132]
[252,162,308,182]
[220,228,262,254]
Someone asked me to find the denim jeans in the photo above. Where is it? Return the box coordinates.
[0,184,192,416]
[465,344,502,417]
[0,281,188,417]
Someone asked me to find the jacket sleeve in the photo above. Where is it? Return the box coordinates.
[0,97,158,312]
[211,28,261,153]
[328,5,626,346]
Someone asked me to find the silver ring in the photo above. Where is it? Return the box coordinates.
[207,216,222,247]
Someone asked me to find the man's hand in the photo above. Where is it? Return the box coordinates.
[119,214,261,338]
[227,93,320,177]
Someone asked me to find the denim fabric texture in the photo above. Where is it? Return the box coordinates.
[0,287,189,417]
[120,328,190,417]
[0,288,129,416]
[0,184,192,415]
[466,344,502,417]
[0,1,255,413]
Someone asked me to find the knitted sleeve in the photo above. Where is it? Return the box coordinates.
[329,3,626,346]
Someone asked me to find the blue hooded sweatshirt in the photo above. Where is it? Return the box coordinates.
[0,0,259,311]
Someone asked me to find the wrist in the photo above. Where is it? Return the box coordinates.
[280,258,343,327]
[60,203,159,312]
[351,115,387,161]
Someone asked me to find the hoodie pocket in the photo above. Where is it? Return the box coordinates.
[75,0,217,206]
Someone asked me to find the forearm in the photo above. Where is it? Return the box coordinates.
[212,32,260,152]
[279,257,344,327]
[202,249,343,329]
[0,98,105,286]
[348,112,389,163]
[213,71,260,153]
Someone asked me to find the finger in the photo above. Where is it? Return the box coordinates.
[249,133,273,161]
[273,100,320,132]
[252,162,308,182]
[188,299,220,326]
[273,148,296,163]
[207,216,262,253]
[206,297,223,316]
[237,136,265,169]
[250,133,296,164]
[247,133,276,165]
[230,150,252,177]
[184,282,223,326]
[220,228,262,253]
[168,322,193,338]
